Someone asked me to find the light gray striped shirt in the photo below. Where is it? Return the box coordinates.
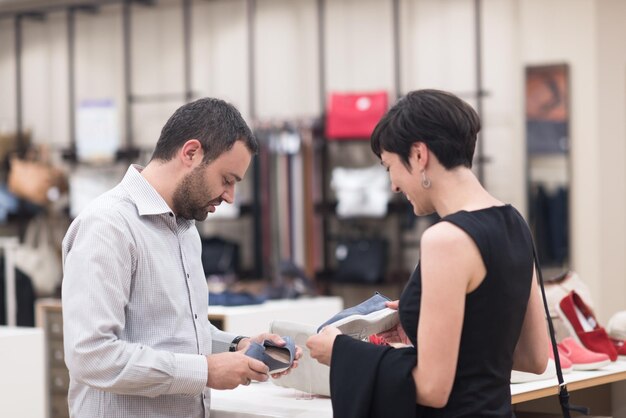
[62,165,238,418]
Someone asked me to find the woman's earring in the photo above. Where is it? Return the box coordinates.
[421,170,432,189]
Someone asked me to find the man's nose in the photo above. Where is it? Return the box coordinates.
[221,188,234,204]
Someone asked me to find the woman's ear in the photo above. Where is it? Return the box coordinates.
[411,142,429,170]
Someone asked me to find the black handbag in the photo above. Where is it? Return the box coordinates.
[333,238,387,284]
[201,237,240,277]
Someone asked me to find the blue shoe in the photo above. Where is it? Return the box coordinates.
[317,292,399,340]
[245,336,296,373]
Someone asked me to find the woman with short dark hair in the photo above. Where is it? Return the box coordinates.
[308,89,549,418]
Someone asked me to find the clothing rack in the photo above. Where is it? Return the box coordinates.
[1,0,489,284]
[253,120,316,283]
[314,0,487,282]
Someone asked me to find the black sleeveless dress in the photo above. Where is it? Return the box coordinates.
[328,205,534,418]
[399,205,534,417]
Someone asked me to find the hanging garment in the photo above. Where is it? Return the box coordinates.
[331,165,390,218]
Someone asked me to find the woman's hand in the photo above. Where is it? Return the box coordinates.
[386,300,400,310]
[376,300,412,346]
[306,326,342,366]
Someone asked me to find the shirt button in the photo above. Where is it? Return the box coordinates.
[187,273,190,278]
[194,314,198,319]
[169,212,174,217]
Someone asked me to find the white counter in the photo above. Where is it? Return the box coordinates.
[210,361,626,417]
[211,381,331,418]
[0,326,46,418]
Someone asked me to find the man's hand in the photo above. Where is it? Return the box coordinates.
[238,333,303,379]
[205,352,269,389]
[306,326,342,366]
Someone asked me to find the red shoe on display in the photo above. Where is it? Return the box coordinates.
[557,291,618,362]
[557,337,611,370]
[610,338,626,361]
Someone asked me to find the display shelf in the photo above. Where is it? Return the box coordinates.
[511,360,626,404]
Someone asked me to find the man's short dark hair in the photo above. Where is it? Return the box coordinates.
[371,89,481,170]
[150,98,258,164]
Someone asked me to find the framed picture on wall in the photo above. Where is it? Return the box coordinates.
[525,63,570,269]
[525,64,569,154]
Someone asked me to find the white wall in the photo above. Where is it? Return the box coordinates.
[22,12,69,147]
[596,0,626,322]
[0,18,15,133]
[255,0,319,118]
[192,0,249,117]
[519,2,600,313]
[516,0,626,322]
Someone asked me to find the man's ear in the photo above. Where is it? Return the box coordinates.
[410,142,429,170]
[180,139,203,167]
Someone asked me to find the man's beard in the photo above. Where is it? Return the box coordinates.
[172,166,220,221]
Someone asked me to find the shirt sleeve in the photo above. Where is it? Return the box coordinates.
[208,323,239,354]
[62,210,207,398]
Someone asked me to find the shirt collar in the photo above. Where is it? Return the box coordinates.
[121,164,175,217]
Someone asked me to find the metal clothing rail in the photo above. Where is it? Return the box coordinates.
[247,0,265,279]
[0,0,154,19]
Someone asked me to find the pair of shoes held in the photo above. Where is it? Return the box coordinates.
[245,336,296,374]
[317,292,399,340]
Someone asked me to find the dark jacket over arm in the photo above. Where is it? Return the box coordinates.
[330,335,423,418]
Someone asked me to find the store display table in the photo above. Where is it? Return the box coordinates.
[211,380,331,418]
[210,361,626,417]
